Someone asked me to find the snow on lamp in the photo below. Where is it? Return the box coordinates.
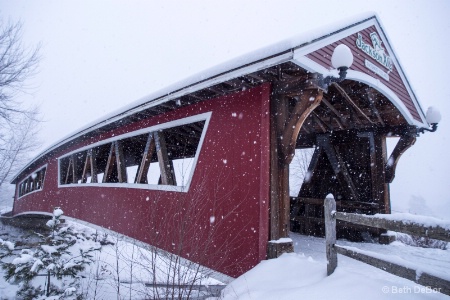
[421,106,441,133]
[320,44,354,90]
[331,44,354,75]
[426,106,441,124]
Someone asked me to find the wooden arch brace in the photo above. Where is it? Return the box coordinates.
[280,89,323,165]
[385,135,416,183]
[135,132,156,184]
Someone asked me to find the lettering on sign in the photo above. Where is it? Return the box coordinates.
[356,32,393,77]
[365,59,389,81]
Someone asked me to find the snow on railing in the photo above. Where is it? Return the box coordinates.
[324,198,450,296]
[336,211,450,242]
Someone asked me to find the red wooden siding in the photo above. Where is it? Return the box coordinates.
[307,25,421,121]
[12,83,272,278]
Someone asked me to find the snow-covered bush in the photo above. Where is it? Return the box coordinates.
[1,207,101,298]
[0,238,14,258]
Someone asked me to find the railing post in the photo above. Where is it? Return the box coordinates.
[324,197,337,275]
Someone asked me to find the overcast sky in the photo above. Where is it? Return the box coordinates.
[1,0,449,218]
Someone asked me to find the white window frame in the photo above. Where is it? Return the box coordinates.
[17,164,48,199]
[57,112,212,193]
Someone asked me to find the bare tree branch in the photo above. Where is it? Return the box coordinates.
[0,19,41,203]
[0,109,41,188]
[0,20,41,124]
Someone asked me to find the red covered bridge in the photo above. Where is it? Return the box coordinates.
[9,14,436,279]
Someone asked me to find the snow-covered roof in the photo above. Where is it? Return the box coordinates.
[12,12,427,183]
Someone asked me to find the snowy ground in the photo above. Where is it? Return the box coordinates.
[1,211,450,299]
[221,232,450,299]
[0,216,223,299]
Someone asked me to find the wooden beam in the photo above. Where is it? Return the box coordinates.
[332,116,345,130]
[331,82,375,125]
[269,93,288,241]
[312,111,332,131]
[36,170,42,189]
[357,132,377,201]
[81,149,97,183]
[26,178,31,192]
[321,97,348,127]
[312,113,328,132]
[64,155,76,184]
[299,123,311,134]
[246,73,266,82]
[103,141,127,183]
[385,135,416,183]
[374,135,390,213]
[103,143,115,183]
[206,86,225,95]
[366,88,385,126]
[114,141,127,183]
[154,131,177,186]
[317,135,359,201]
[135,133,156,184]
[269,75,324,257]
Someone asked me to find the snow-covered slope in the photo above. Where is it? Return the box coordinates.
[1,216,449,299]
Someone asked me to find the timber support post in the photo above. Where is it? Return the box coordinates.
[268,74,323,258]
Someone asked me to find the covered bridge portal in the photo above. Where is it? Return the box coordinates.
[10,15,433,279]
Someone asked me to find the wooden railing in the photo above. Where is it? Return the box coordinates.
[324,198,450,296]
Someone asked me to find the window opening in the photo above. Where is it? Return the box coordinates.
[58,115,207,191]
[18,166,47,198]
